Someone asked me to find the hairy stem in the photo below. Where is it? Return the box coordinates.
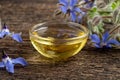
[102,16,112,19]
[109,24,120,34]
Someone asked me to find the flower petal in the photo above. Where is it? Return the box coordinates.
[0,62,5,67]
[107,39,120,45]
[102,32,109,43]
[90,34,100,43]
[70,0,78,7]
[78,12,86,23]
[5,60,14,73]
[78,15,83,23]
[1,29,10,35]
[70,12,76,22]
[59,0,68,6]
[0,32,6,38]
[86,2,94,8]
[84,0,89,2]
[105,44,112,48]
[12,57,28,66]
[11,33,23,42]
[89,2,94,8]
[74,7,83,13]
[94,43,101,48]
[60,6,67,14]
[0,24,10,38]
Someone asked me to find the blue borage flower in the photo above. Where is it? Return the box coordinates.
[0,24,10,38]
[0,51,28,73]
[59,0,84,22]
[0,24,23,43]
[90,32,120,48]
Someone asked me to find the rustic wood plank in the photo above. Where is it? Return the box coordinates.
[0,0,120,80]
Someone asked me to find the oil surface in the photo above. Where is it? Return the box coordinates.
[30,23,88,59]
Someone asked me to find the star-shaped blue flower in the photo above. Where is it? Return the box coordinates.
[0,24,23,43]
[59,0,84,22]
[0,51,28,73]
[90,32,120,48]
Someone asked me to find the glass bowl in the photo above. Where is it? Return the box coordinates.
[29,20,89,60]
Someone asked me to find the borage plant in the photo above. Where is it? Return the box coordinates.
[55,0,120,49]
[0,20,28,74]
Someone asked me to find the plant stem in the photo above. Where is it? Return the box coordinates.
[109,24,120,34]
[102,16,112,19]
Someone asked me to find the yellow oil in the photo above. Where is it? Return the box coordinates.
[30,24,88,59]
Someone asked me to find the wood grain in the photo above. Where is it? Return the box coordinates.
[0,0,120,80]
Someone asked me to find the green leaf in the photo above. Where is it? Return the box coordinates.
[92,7,97,12]
[88,9,99,19]
[87,21,93,35]
[112,7,120,24]
[111,0,120,10]
[93,22,104,34]
[98,10,112,16]
[111,2,117,9]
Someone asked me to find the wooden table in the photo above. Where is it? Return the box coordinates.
[0,0,120,80]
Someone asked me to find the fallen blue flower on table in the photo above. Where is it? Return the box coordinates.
[0,23,23,43]
[90,32,120,48]
[0,51,28,74]
[0,24,10,38]
[59,0,84,22]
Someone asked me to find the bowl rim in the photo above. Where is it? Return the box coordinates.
[29,21,89,41]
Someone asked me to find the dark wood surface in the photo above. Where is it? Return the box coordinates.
[0,0,120,80]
